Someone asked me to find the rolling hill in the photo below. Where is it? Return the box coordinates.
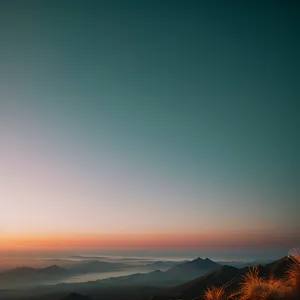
[0,265,68,288]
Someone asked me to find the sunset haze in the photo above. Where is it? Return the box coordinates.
[0,1,299,256]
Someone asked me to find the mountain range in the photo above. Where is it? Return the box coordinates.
[151,256,293,299]
[165,257,220,280]
[80,257,221,287]
[0,260,125,288]
[0,265,68,287]
[0,256,293,300]
[0,257,216,289]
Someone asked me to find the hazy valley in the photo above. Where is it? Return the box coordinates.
[1,253,299,300]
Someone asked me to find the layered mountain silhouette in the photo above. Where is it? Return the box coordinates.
[216,259,274,269]
[1,256,293,300]
[151,256,293,300]
[142,261,186,271]
[0,256,295,300]
[175,265,241,299]
[0,260,125,288]
[99,269,167,286]
[0,265,68,287]
[0,265,67,278]
[94,257,221,287]
[68,260,126,274]
[165,257,220,280]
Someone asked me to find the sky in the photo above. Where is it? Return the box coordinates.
[0,1,299,255]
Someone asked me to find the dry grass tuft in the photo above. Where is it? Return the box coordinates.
[202,250,300,300]
[286,249,300,298]
[286,249,300,286]
[203,286,227,300]
[237,267,287,300]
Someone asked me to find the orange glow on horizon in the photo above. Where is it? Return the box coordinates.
[1,230,297,252]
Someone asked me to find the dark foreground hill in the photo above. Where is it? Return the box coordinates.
[61,293,93,300]
[151,256,294,300]
[177,265,241,299]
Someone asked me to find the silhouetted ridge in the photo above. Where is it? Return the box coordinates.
[176,265,240,299]
[264,256,293,277]
[152,257,294,300]
[166,257,220,272]
[162,257,221,283]
[61,293,93,300]
[4,267,36,275]
[39,265,68,274]
[0,264,68,287]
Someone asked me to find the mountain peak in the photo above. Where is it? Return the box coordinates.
[43,264,61,269]
[193,257,214,263]
[194,257,204,261]
[205,258,213,262]
[39,265,67,274]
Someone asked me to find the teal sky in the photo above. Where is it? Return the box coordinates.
[0,1,299,252]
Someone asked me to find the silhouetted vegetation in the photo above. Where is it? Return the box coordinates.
[203,251,300,300]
